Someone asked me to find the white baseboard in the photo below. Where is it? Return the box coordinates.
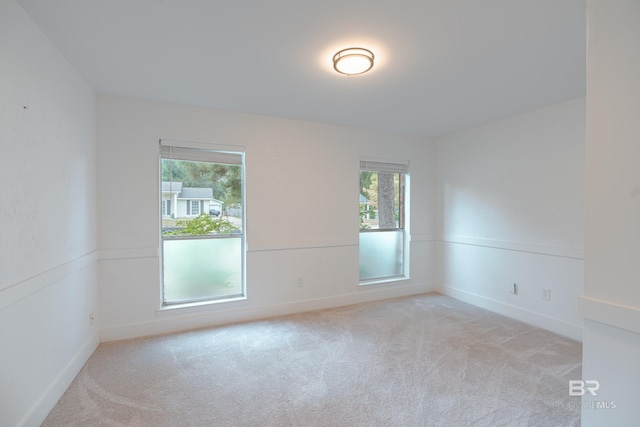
[20,331,100,427]
[441,285,583,341]
[101,282,435,342]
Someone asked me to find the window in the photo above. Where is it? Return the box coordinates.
[359,159,408,282]
[190,200,200,215]
[162,200,171,216]
[160,142,245,305]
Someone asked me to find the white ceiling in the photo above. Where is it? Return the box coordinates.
[17,0,586,137]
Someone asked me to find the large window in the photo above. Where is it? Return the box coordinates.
[359,159,408,282]
[160,142,245,305]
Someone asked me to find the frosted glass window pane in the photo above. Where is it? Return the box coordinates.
[163,238,242,303]
[359,230,403,281]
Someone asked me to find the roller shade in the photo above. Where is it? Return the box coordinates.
[160,143,243,165]
[360,159,409,174]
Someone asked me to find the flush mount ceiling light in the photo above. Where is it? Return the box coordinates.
[333,47,374,76]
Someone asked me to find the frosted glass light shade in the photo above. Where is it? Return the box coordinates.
[333,48,374,76]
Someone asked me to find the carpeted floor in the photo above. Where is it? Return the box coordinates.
[42,293,582,426]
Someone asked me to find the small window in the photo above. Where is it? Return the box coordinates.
[359,159,408,283]
[190,200,200,215]
[162,200,171,216]
[160,142,245,305]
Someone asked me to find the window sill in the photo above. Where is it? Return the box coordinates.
[155,296,248,317]
[359,276,409,286]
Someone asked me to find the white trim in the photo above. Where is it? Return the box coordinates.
[247,238,356,252]
[440,234,584,259]
[578,295,640,335]
[245,234,434,252]
[100,282,434,341]
[0,251,99,311]
[19,331,100,427]
[359,276,410,286]
[440,284,583,341]
[410,234,436,243]
[92,239,431,259]
[98,247,159,261]
[156,296,249,317]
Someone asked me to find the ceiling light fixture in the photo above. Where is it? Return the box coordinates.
[333,47,374,76]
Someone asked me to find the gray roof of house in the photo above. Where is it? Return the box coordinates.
[162,182,183,192]
[359,194,370,204]
[162,182,214,200]
[179,187,214,200]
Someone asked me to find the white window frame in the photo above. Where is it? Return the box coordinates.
[159,139,246,308]
[359,157,410,284]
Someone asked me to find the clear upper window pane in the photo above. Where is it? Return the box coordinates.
[360,171,404,230]
[162,159,243,237]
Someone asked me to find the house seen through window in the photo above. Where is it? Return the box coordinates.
[160,142,245,305]
[359,159,408,282]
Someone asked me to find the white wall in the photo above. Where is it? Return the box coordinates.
[0,1,99,426]
[581,0,640,424]
[96,94,436,341]
[435,98,586,340]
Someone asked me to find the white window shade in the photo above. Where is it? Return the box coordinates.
[360,159,409,174]
[160,141,243,165]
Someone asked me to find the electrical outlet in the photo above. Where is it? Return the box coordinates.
[509,283,518,295]
[297,277,304,288]
[89,312,95,326]
[542,289,551,301]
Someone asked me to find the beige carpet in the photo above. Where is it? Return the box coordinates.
[43,293,582,426]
